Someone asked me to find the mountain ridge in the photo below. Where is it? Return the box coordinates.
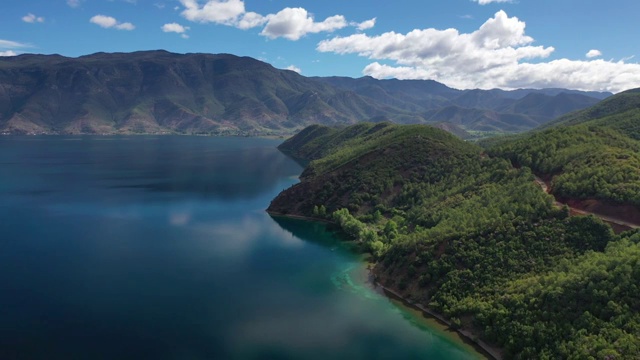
[0,50,611,136]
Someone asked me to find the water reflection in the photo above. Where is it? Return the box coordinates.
[0,136,478,360]
[0,136,302,202]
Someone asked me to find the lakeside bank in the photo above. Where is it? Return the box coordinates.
[267,212,501,360]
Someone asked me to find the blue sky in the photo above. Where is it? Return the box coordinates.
[1,0,639,92]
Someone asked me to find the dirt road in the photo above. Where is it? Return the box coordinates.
[534,176,639,232]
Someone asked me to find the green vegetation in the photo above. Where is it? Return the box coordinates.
[542,88,640,129]
[488,89,640,207]
[269,120,640,359]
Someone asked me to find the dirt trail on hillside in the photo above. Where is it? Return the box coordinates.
[534,176,639,232]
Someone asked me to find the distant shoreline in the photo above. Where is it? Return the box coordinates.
[0,133,293,138]
[266,211,334,224]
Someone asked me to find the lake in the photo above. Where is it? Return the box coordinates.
[0,136,482,359]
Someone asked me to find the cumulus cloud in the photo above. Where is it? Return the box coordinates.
[317,11,640,93]
[162,22,190,38]
[90,15,135,30]
[586,49,602,58]
[67,0,82,8]
[261,8,347,40]
[0,50,17,57]
[22,13,45,23]
[116,23,135,30]
[352,17,376,31]
[473,0,513,4]
[179,0,245,24]
[237,12,268,30]
[285,65,302,74]
[162,22,188,33]
[178,1,361,40]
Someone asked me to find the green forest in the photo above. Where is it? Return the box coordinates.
[488,89,640,207]
[269,91,640,359]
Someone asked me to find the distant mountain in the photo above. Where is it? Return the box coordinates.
[541,88,640,131]
[0,50,611,135]
[314,76,607,134]
[423,106,537,132]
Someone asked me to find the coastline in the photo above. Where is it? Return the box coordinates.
[266,211,335,224]
[268,212,503,360]
[371,276,503,360]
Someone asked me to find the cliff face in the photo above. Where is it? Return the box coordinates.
[0,51,608,135]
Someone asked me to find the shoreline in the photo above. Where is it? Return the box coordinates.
[371,277,503,360]
[266,211,335,224]
[268,212,503,360]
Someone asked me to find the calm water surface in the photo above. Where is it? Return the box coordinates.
[0,136,481,359]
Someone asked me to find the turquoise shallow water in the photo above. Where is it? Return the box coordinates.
[0,136,480,359]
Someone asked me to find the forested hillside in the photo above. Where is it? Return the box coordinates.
[488,89,640,215]
[269,123,640,359]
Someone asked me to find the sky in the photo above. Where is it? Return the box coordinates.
[1,0,640,93]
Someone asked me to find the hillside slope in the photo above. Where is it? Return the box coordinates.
[541,88,640,129]
[269,123,640,359]
[488,88,640,222]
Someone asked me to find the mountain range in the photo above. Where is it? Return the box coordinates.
[0,50,611,136]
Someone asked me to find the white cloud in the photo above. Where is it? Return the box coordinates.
[0,39,29,57]
[162,23,190,38]
[0,39,30,49]
[317,11,640,93]
[261,8,347,40]
[285,65,302,74]
[67,0,81,8]
[586,49,602,58]
[352,18,376,31]
[90,15,117,28]
[179,0,245,24]
[178,1,350,40]
[162,22,189,33]
[237,12,267,30]
[0,39,31,56]
[473,0,513,4]
[22,13,45,23]
[116,22,135,30]
[90,15,135,30]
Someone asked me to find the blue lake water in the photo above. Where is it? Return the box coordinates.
[0,136,481,359]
